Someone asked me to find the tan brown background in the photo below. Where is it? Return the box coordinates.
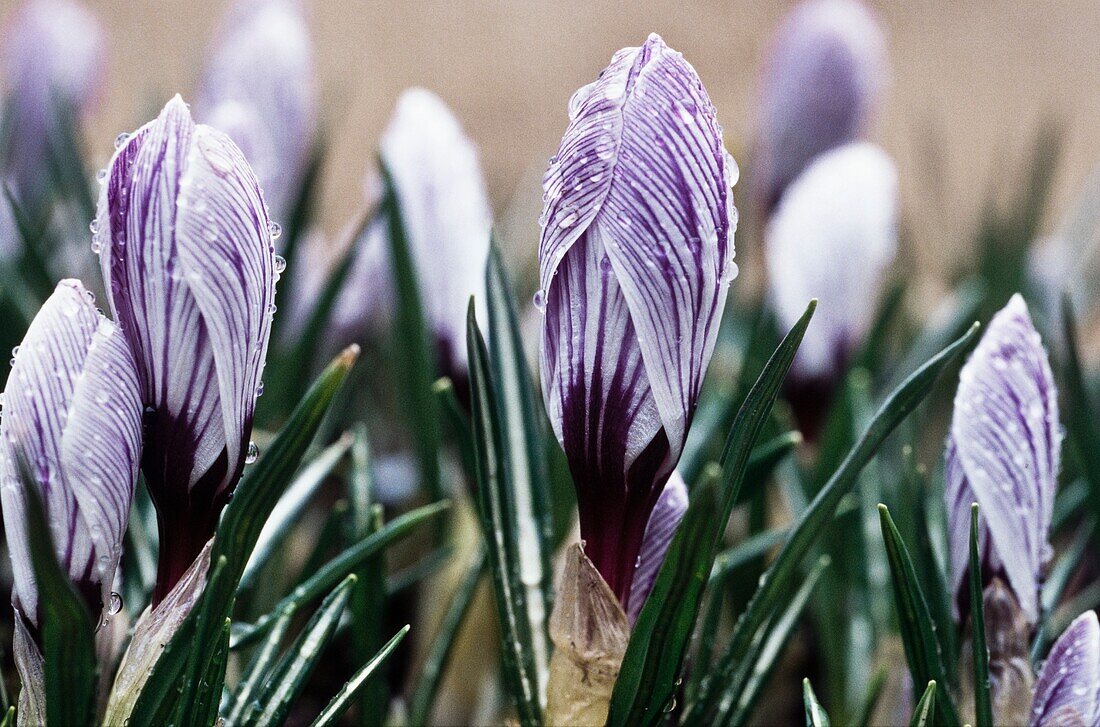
[70,1,1100,288]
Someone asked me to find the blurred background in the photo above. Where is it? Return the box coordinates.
[65,1,1100,296]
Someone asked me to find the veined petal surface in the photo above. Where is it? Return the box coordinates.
[1030,611,1100,727]
[0,280,141,623]
[96,95,274,598]
[946,294,1059,623]
[538,33,736,601]
[626,470,688,623]
[765,142,897,379]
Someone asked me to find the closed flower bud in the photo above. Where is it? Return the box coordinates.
[754,0,886,212]
[538,34,737,607]
[377,88,492,380]
[765,142,897,435]
[0,279,141,625]
[1030,611,1100,727]
[1,0,105,207]
[196,0,317,226]
[945,294,1059,625]
[95,95,276,602]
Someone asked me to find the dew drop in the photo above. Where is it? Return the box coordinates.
[245,441,259,464]
[268,221,282,240]
[532,290,546,312]
[107,592,123,615]
[114,132,130,150]
[722,259,740,283]
[273,254,287,275]
[89,219,99,234]
[558,211,579,229]
[95,168,107,183]
[255,380,265,398]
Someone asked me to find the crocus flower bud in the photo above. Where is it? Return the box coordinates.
[945,294,1059,625]
[538,34,737,607]
[95,95,276,601]
[754,0,886,212]
[196,0,316,226]
[376,88,492,379]
[765,142,897,434]
[1029,611,1100,727]
[626,472,688,624]
[1,0,105,207]
[0,279,141,625]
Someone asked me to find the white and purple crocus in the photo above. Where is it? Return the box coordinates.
[538,34,737,609]
[94,96,276,602]
[195,0,317,229]
[1,0,105,209]
[0,280,141,717]
[945,294,1059,625]
[1030,611,1100,727]
[753,0,886,214]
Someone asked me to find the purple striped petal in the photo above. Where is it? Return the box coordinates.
[380,88,492,376]
[195,0,316,224]
[1030,611,1100,727]
[1,0,105,206]
[945,294,1059,624]
[754,0,886,212]
[765,142,897,381]
[626,471,688,623]
[95,96,275,601]
[0,280,141,625]
[538,34,736,603]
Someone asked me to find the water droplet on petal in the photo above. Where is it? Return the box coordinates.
[114,133,130,150]
[273,255,287,275]
[96,168,107,183]
[532,290,546,312]
[255,380,265,398]
[245,441,259,464]
[89,219,99,234]
[107,592,123,615]
[268,221,282,240]
[558,211,579,229]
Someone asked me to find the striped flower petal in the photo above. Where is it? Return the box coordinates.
[96,95,275,600]
[626,471,688,623]
[0,280,141,625]
[380,88,492,376]
[1030,611,1100,727]
[754,0,886,212]
[538,34,736,603]
[945,294,1060,623]
[196,0,316,224]
[765,142,898,381]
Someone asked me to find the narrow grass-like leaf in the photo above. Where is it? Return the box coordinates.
[382,161,443,511]
[130,348,359,724]
[226,610,296,725]
[803,678,831,727]
[736,431,802,507]
[726,555,828,727]
[347,425,387,724]
[910,681,937,727]
[408,549,488,725]
[609,301,817,727]
[0,705,12,727]
[192,619,231,727]
[466,301,543,727]
[1033,517,1097,660]
[969,505,992,727]
[231,500,450,649]
[309,625,409,727]
[19,471,97,727]
[435,377,478,482]
[1060,295,1100,518]
[853,668,888,727]
[709,528,789,583]
[240,434,353,591]
[243,575,357,727]
[879,505,960,726]
[693,323,978,724]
